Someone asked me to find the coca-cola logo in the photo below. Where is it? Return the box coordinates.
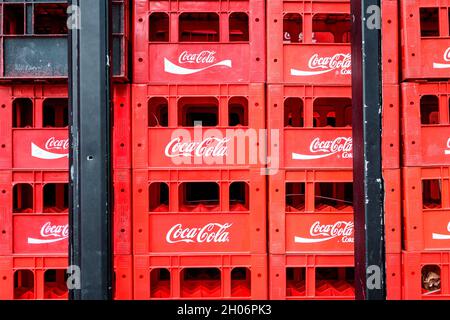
[165,137,229,158]
[294,221,354,243]
[291,53,351,76]
[432,221,450,240]
[433,47,450,69]
[166,223,232,244]
[164,51,232,75]
[445,138,450,155]
[292,137,353,160]
[27,222,69,244]
[31,137,69,160]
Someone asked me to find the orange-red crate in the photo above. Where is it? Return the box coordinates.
[132,0,265,84]
[132,83,266,170]
[386,253,402,300]
[133,169,266,255]
[403,166,450,251]
[134,254,267,300]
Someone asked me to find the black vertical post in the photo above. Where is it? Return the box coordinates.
[351,0,386,299]
[69,0,112,299]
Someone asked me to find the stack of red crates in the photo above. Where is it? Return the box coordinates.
[0,0,132,300]
[131,0,267,299]
[266,0,402,299]
[400,0,450,299]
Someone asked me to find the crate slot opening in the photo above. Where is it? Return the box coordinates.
[420,95,439,124]
[422,265,441,294]
[286,182,305,212]
[181,268,221,298]
[230,182,249,211]
[179,97,218,127]
[151,268,171,298]
[13,98,33,128]
[313,98,352,127]
[286,267,306,296]
[422,179,442,209]
[43,183,68,213]
[13,183,33,213]
[420,8,439,37]
[315,182,353,212]
[179,13,219,42]
[148,97,168,127]
[43,98,68,127]
[228,97,248,126]
[149,12,169,42]
[3,4,25,35]
[34,3,68,35]
[14,270,34,299]
[44,269,68,299]
[312,14,351,43]
[229,12,249,41]
[179,182,219,212]
[231,267,251,297]
[283,13,303,43]
[315,267,354,296]
[149,182,169,212]
[284,97,304,127]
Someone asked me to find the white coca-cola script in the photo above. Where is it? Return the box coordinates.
[292,137,352,160]
[27,222,69,244]
[165,137,229,158]
[291,53,351,76]
[445,138,450,155]
[166,223,232,244]
[433,47,450,69]
[31,137,69,160]
[164,51,232,75]
[432,221,450,240]
[294,221,354,243]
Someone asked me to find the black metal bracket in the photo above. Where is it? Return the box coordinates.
[68,0,112,300]
[351,0,386,299]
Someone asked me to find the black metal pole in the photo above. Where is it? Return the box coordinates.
[69,0,112,299]
[351,0,386,299]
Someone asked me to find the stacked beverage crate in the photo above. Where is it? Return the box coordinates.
[131,0,268,299]
[400,0,450,299]
[266,0,402,299]
[0,0,132,299]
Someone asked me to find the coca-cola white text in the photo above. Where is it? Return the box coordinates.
[165,137,229,158]
[433,47,450,69]
[166,223,232,244]
[432,221,450,240]
[31,137,69,160]
[292,137,352,160]
[27,222,69,244]
[291,53,351,76]
[164,51,232,75]
[445,138,450,155]
[294,221,354,243]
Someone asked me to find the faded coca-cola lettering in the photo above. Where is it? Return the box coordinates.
[294,221,354,243]
[165,137,229,158]
[292,137,353,160]
[179,50,217,64]
[291,53,351,76]
[27,222,69,244]
[45,137,69,150]
[166,223,232,244]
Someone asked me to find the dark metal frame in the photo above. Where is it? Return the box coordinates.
[69,0,112,299]
[351,0,386,299]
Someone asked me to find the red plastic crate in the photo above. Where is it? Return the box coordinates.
[0,0,129,81]
[133,0,265,84]
[402,251,450,300]
[267,0,351,85]
[401,82,450,167]
[0,255,133,300]
[269,169,401,254]
[134,254,267,299]
[0,169,131,256]
[0,84,131,170]
[133,169,266,255]
[381,0,400,85]
[386,253,402,300]
[403,166,450,251]
[132,83,265,169]
[401,0,450,80]
[269,254,355,300]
